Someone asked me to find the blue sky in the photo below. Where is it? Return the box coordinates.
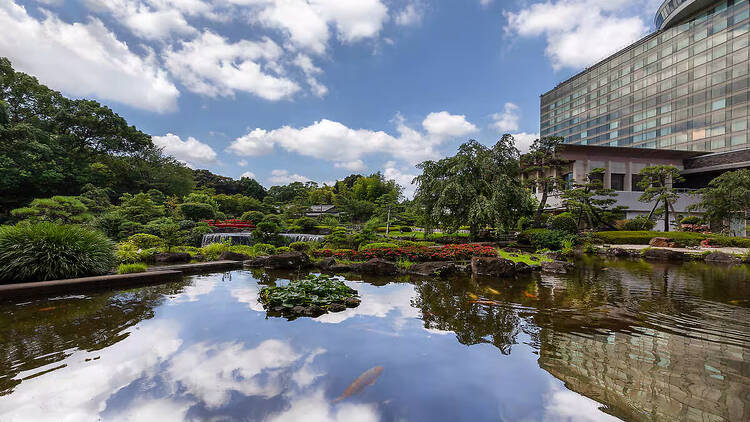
[1,0,663,195]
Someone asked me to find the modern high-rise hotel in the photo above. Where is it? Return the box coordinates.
[533,0,749,231]
[541,0,748,153]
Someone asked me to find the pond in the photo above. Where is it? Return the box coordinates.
[1,258,749,421]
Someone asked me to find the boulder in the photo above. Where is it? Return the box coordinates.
[408,262,461,277]
[344,297,361,307]
[154,252,191,263]
[546,251,565,261]
[471,257,516,277]
[606,247,636,257]
[245,252,311,270]
[643,248,686,261]
[315,257,336,270]
[703,252,742,264]
[218,251,251,261]
[328,264,353,273]
[514,262,534,273]
[327,303,347,312]
[541,260,575,274]
[353,258,399,275]
[649,237,676,248]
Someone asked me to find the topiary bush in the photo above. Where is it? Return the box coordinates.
[126,233,162,249]
[622,216,656,231]
[680,215,702,225]
[549,214,578,234]
[289,241,311,252]
[240,210,265,224]
[0,223,116,283]
[179,202,216,220]
[276,246,291,253]
[253,243,277,255]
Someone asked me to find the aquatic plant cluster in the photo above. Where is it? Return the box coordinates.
[313,244,498,262]
[258,275,360,317]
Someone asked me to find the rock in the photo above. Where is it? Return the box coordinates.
[245,252,311,270]
[218,251,251,261]
[291,305,307,315]
[546,252,564,261]
[605,247,633,257]
[643,248,686,261]
[303,305,325,317]
[154,252,191,263]
[704,252,742,264]
[327,303,347,312]
[529,256,540,261]
[353,258,399,275]
[514,262,533,273]
[316,257,336,270]
[541,260,575,274]
[649,237,676,248]
[408,262,461,277]
[344,297,361,307]
[328,264,353,273]
[471,257,516,277]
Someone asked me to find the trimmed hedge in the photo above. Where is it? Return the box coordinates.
[359,242,399,250]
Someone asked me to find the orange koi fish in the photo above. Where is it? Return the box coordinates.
[468,300,501,306]
[485,287,500,295]
[523,291,538,299]
[38,306,57,312]
[332,366,383,403]
[467,293,479,300]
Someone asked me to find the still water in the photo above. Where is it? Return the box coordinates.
[1,258,749,421]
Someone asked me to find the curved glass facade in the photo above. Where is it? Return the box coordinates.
[656,0,695,29]
[541,0,749,154]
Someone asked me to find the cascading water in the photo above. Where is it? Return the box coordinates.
[279,233,325,243]
[201,232,325,247]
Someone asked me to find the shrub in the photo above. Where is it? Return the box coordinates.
[127,233,162,249]
[277,246,291,253]
[289,241,311,252]
[253,243,277,255]
[0,223,116,283]
[11,196,92,224]
[549,214,578,234]
[622,216,656,231]
[294,217,317,233]
[313,243,497,262]
[261,214,283,226]
[117,242,159,264]
[118,263,147,274]
[199,242,230,261]
[529,229,577,251]
[680,215,702,225]
[592,231,706,246]
[359,242,399,250]
[179,202,215,220]
[228,244,256,256]
[240,210,265,224]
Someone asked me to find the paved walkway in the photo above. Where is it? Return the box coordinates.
[604,244,749,255]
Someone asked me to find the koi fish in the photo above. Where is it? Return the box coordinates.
[468,300,501,306]
[332,366,383,403]
[467,293,479,300]
[484,287,500,295]
[38,306,56,312]
[523,291,538,299]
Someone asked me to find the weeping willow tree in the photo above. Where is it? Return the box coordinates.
[412,135,534,239]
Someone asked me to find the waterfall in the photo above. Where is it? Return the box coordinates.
[201,233,254,247]
[280,233,326,243]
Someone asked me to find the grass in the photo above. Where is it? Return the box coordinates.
[0,222,116,283]
[497,250,551,265]
[118,263,148,274]
[396,259,414,270]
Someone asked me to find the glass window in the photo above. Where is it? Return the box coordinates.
[731,133,748,145]
[632,174,645,191]
[712,99,727,110]
[732,119,748,132]
[611,174,625,191]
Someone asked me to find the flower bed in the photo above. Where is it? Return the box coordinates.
[313,244,497,262]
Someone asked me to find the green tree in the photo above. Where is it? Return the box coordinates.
[413,136,532,239]
[11,196,92,224]
[690,169,750,234]
[637,165,684,232]
[561,168,626,230]
[521,136,566,227]
[118,193,164,224]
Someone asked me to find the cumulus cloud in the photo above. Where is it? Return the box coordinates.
[395,1,424,26]
[491,102,521,132]
[504,0,649,70]
[510,132,539,154]
[0,1,179,112]
[152,133,218,165]
[241,171,257,179]
[86,0,197,40]
[383,161,418,199]
[268,169,312,184]
[227,112,478,167]
[164,31,300,100]
[334,160,366,171]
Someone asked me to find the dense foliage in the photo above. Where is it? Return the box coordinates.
[259,275,359,310]
[0,223,116,283]
[313,243,498,262]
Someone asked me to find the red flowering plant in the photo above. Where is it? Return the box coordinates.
[313,244,497,262]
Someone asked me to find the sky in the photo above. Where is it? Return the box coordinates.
[1,0,664,196]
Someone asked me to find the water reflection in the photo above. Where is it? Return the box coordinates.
[0,259,748,421]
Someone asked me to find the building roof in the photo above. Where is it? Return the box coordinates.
[308,205,336,212]
[556,144,710,160]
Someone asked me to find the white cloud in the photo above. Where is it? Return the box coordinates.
[491,102,520,132]
[383,161,418,199]
[504,0,649,70]
[86,0,196,41]
[241,171,257,179]
[164,30,299,100]
[227,112,478,167]
[238,159,248,167]
[269,169,312,184]
[480,0,493,7]
[0,1,179,112]
[152,133,218,165]
[395,1,423,26]
[422,111,478,140]
[293,53,327,97]
[511,132,539,154]
[334,160,366,171]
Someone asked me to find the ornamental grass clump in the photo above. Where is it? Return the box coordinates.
[0,222,116,283]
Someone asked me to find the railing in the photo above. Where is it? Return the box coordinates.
[201,219,256,229]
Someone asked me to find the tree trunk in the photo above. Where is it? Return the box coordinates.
[534,182,548,227]
[664,201,670,232]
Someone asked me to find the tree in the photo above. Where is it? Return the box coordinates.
[11,196,92,224]
[118,193,164,224]
[690,169,750,234]
[561,168,626,230]
[413,136,533,239]
[637,165,684,232]
[521,136,566,227]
